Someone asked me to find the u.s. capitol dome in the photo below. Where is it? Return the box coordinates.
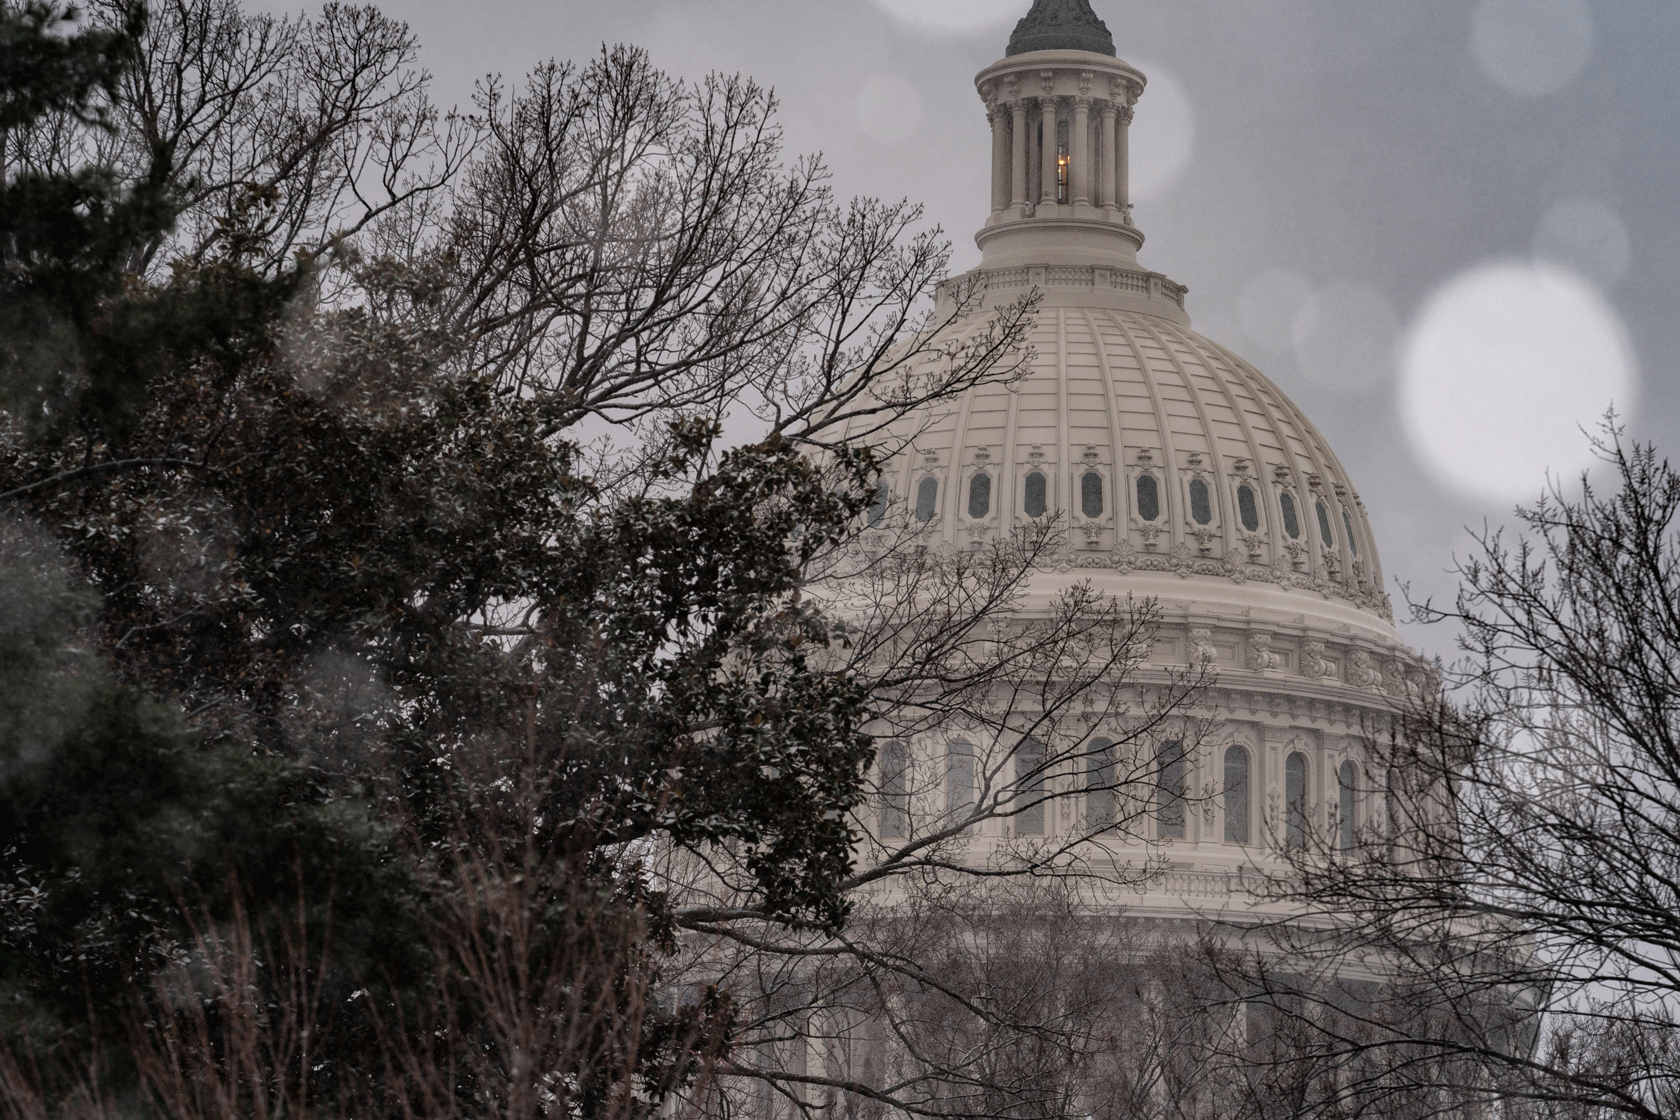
[843,0,1425,906]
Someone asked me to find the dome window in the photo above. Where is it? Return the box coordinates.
[1338,760,1358,853]
[1223,745,1250,844]
[947,740,975,817]
[1023,470,1048,518]
[1316,499,1335,545]
[968,473,992,519]
[880,740,908,839]
[1342,509,1359,557]
[915,477,938,523]
[1237,484,1260,532]
[1156,740,1185,839]
[1285,752,1308,849]
[1188,477,1213,525]
[1081,471,1104,518]
[1279,491,1301,539]
[867,484,888,526]
[1086,737,1116,832]
[1015,737,1045,835]
[1135,474,1161,522]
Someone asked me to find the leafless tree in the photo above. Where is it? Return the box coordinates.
[1221,422,1680,1120]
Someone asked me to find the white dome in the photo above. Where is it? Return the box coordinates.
[868,280,1393,628]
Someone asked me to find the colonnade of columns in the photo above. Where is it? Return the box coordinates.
[986,92,1133,223]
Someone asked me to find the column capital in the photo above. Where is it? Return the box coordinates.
[1072,95,1093,112]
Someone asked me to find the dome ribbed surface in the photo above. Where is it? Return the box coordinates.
[865,305,1391,622]
[1006,0,1116,57]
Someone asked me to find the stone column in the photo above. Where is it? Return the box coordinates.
[989,104,1009,216]
[1070,96,1091,206]
[1098,103,1117,210]
[1009,98,1029,213]
[1117,103,1133,222]
[1039,96,1059,207]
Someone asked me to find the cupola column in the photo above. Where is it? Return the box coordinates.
[1098,102,1117,209]
[1117,103,1132,221]
[988,104,1010,216]
[1071,96,1091,206]
[1039,92,1059,207]
[1009,97,1029,213]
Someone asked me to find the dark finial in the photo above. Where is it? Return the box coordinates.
[1006,0,1117,57]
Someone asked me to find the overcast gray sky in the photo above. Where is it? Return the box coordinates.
[364,0,1680,655]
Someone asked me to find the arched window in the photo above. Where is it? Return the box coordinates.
[1279,491,1301,539]
[1157,740,1185,839]
[1189,477,1213,525]
[881,740,908,839]
[1285,752,1308,849]
[1343,509,1359,557]
[1385,767,1398,842]
[1338,759,1358,853]
[1087,737,1116,832]
[867,484,888,527]
[1081,471,1104,518]
[1237,484,1260,532]
[947,740,975,818]
[1136,474,1161,522]
[915,477,938,523]
[1316,499,1335,546]
[1223,745,1250,843]
[1015,737,1045,835]
[968,473,992,519]
[1023,471,1048,518]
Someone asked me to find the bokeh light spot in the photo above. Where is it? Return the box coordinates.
[1471,0,1593,96]
[1399,261,1635,503]
[1291,282,1400,393]
[855,74,924,145]
[1237,268,1312,355]
[1532,198,1631,290]
[1127,59,1195,202]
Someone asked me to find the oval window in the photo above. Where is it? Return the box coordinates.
[1342,509,1359,556]
[1316,499,1335,545]
[1081,471,1104,518]
[1023,471,1047,518]
[1189,477,1213,525]
[867,484,888,526]
[1279,491,1301,539]
[968,473,992,519]
[915,476,938,523]
[1237,484,1259,532]
[1136,474,1160,522]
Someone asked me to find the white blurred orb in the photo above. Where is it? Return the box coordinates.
[855,74,924,145]
[1532,198,1631,289]
[1471,0,1594,96]
[1127,59,1195,202]
[1237,268,1313,355]
[1399,261,1636,503]
[1291,282,1400,393]
[870,0,1021,34]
